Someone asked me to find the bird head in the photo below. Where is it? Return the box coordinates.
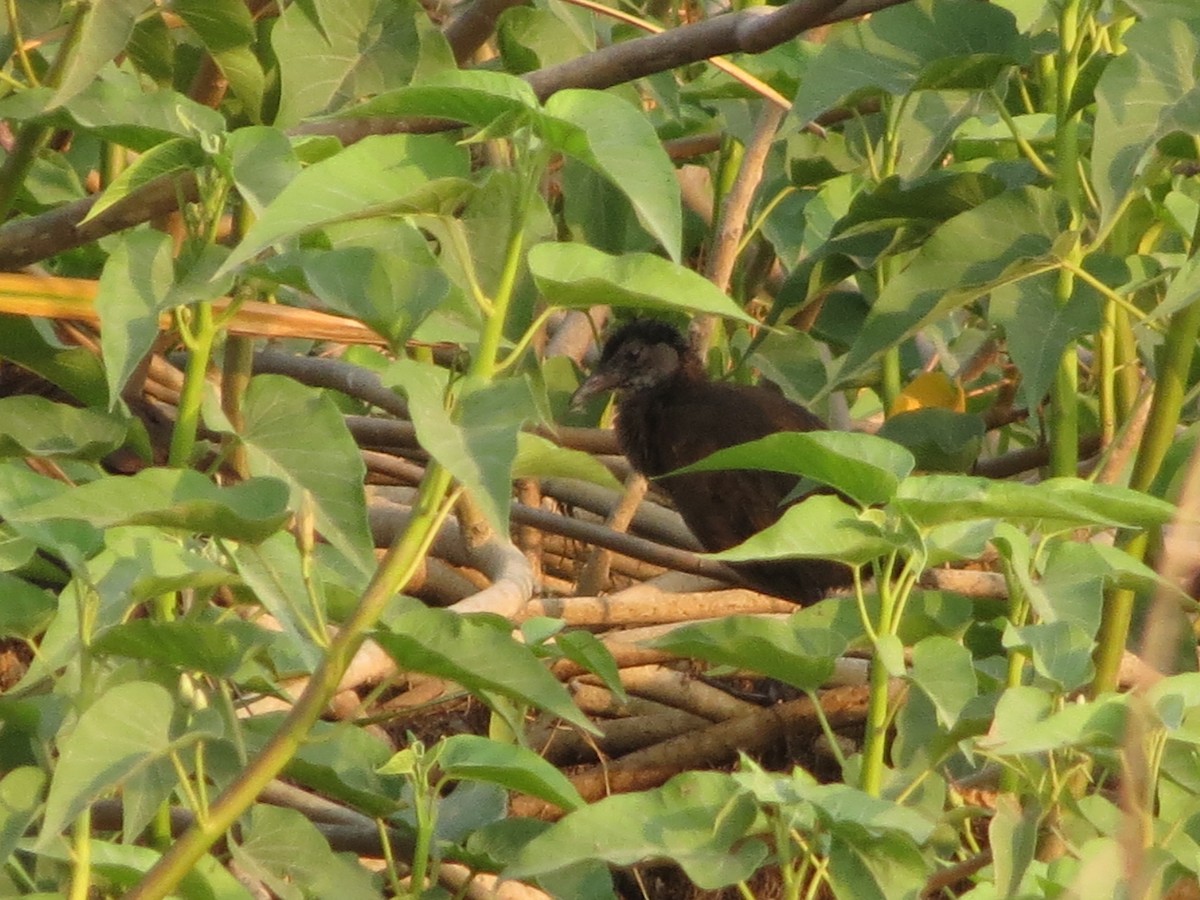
[571,319,692,408]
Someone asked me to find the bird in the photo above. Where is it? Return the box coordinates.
[571,318,852,604]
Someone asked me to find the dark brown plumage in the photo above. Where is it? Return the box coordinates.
[572,319,852,604]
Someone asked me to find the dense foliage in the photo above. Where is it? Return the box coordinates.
[0,0,1199,897]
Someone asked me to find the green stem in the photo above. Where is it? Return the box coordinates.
[68,808,91,900]
[860,649,891,798]
[1092,293,1200,694]
[0,7,85,220]
[126,466,456,900]
[169,303,217,468]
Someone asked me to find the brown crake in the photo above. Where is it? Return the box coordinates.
[572,319,852,604]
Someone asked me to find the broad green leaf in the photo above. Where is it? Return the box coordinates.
[827,829,928,900]
[50,0,153,108]
[243,716,398,816]
[39,681,180,846]
[529,243,758,324]
[339,68,540,125]
[497,4,594,73]
[382,361,536,533]
[1145,249,1200,325]
[234,533,327,671]
[673,430,914,507]
[226,126,302,217]
[173,0,264,118]
[6,468,291,542]
[33,838,253,900]
[504,771,766,889]
[554,629,627,700]
[652,615,849,692]
[0,768,45,868]
[84,139,206,224]
[0,316,108,407]
[1093,17,1200,225]
[0,396,126,459]
[990,794,1039,899]
[706,494,897,567]
[833,186,1063,388]
[908,635,976,728]
[91,619,269,677]
[894,475,1177,530]
[893,89,985,180]
[373,604,593,731]
[218,133,469,274]
[791,0,1027,125]
[990,269,1101,411]
[436,734,586,812]
[983,687,1126,756]
[542,90,682,261]
[0,462,102,565]
[301,229,452,352]
[875,408,984,473]
[1003,621,1094,691]
[779,171,1008,307]
[0,572,54,639]
[231,805,378,900]
[513,433,623,490]
[95,228,175,406]
[240,375,374,568]
[273,0,452,126]
[803,782,935,842]
[9,69,227,151]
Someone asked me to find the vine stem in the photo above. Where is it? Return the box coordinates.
[126,466,457,900]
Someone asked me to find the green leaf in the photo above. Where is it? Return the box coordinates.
[833,186,1063,388]
[91,619,268,677]
[437,734,586,812]
[706,494,897,567]
[653,615,849,693]
[554,630,627,700]
[373,605,593,731]
[339,68,540,125]
[234,533,326,671]
[908,635,976,728]
[172,0,264,118]
[84,139,206,224]
[673,431,914,508]
[0,396,126,460]
[990,269,1102,411]
[875,408,984,473]
[542,90,681,261]
[529,243,757,324]
[513,433,623,490]
[218,133,470,274]
[50,0,153,108]
[990,794,1039,899]
[790,0,1027,125]
[226,126,302,217]
[827,829,928,900]
[273,0,452,126]
[39,681,181,846]
[94,228,175,406]
[983,687,1126,755]
[1093,17,1200,224]
[240,375,374,568]
[1003,621,1094,691]
[894,475,1178,530]
[6,468,291,542]
[0,767,45,868]
[382,362,536,533]
[300,229,453,352]
[804,782,935,842]
[0,317,108,407]
[0,572,55,639]
[504,771,767,890]
[231,805,378,900]
[497,4,594,73]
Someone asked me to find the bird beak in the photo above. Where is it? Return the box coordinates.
[570,369,620,410]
